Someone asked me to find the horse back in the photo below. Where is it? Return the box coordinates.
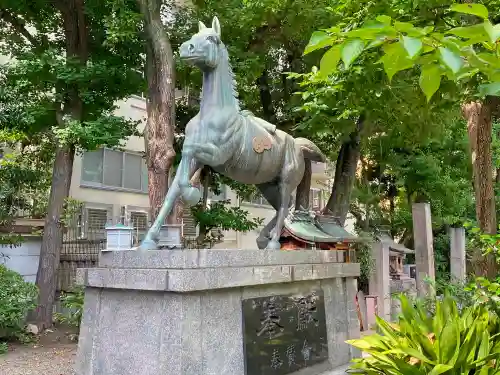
[217,115,293,184]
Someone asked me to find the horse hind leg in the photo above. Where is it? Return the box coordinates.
[255,182,292,250]
[266,145,305,250]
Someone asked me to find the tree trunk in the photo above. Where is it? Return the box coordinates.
[323,115,364,225]
[462,100,498,278]
[32,147,75,329]
[257,69,275,122]
[32,0,87,329]
[138,0,176,222]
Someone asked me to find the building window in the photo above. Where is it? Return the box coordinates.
[310,189,322,211]
[243,192,270,206]
[81,207,109,240]
[81,148,148,193]
[130,211,148,231]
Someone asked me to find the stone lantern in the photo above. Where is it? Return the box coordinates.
[158,224,183,249]
[104,223,133,251]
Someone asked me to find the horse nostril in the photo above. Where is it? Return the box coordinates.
[188,44,195,53]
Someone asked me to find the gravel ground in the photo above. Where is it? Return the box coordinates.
[0,325,78,375]
[0,343,76,375]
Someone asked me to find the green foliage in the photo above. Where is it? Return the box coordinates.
[191,200,264,245]
[348,294,500,374]
[352,239,374,289]
[0,265,38,351]
[467,223,500,262]
[306,3,500,101]
[0,134,52,246]
[53,286,84,328]
[465,277,500,317]
[0,1,144,150]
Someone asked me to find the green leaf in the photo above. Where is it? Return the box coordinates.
[379,43,414,81]
[448,24,489,42]
[429,364,454,375]
[450,3,489,20]
[483,21,500,44]
[478,82,500,96]
[376,15,391,25]
[304,31,333,55]
[419,64,441,102]
[402,36,422,58]
[341,39,365,69]
[394,22,415,33]
[319,45,342,76]
[439,47,464,74]
[345,28,385,40]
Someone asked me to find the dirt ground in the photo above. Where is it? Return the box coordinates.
[0,326,77,375]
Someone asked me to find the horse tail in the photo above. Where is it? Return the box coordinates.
[294,137,327,163]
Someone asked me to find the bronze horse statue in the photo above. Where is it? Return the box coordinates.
[139,16,326,250]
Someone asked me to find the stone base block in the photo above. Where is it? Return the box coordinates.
[75,249,361,375]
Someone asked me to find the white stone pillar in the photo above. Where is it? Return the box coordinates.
[412,203,435,297]
[450,227,466,282]
[369,241,391,321]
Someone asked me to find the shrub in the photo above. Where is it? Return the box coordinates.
[0,264,38,351]
[347,294,500,374]
[54,286,84,328]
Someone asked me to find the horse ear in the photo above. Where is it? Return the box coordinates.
[198,21,207,31]
[212,16,221,36]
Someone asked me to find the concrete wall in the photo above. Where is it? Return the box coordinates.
[1,237,42,283]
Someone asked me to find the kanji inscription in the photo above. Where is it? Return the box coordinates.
[242,290,329,375]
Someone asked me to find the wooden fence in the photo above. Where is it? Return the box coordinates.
[56,210,198,292]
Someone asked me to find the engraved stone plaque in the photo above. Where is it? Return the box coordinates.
[242,290,329,375]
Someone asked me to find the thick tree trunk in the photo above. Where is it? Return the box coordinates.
[462,100,498,278]
[32,147,74,329]
[257,69,275,122]
[295,159,311,210]
[138,0,176,222]
[323,115,364,225]
[32,0,87,329]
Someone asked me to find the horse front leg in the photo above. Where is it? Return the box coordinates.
[256,215,277,249]
[139,158,201,250]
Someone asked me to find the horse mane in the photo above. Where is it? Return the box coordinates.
[218,42,240,111]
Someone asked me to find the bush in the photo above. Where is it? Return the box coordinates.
[54,286,84,328]
[347,294,500,374]
[0,264,38,351]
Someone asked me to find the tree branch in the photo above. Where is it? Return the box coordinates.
[0,9,38,46]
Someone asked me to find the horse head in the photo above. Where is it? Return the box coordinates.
[179,17,223,71]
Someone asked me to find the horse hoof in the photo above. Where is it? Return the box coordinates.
[182,187,202,206]
[266,240,281,250]
[138,239,158,251]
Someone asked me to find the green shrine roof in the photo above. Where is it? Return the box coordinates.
[283,212,359,243]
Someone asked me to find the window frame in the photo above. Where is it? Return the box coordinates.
[80,148,148,194]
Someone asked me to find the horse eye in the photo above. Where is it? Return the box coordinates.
[206,36,218,44]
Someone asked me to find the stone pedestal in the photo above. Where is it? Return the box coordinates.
[75,250,361,375]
